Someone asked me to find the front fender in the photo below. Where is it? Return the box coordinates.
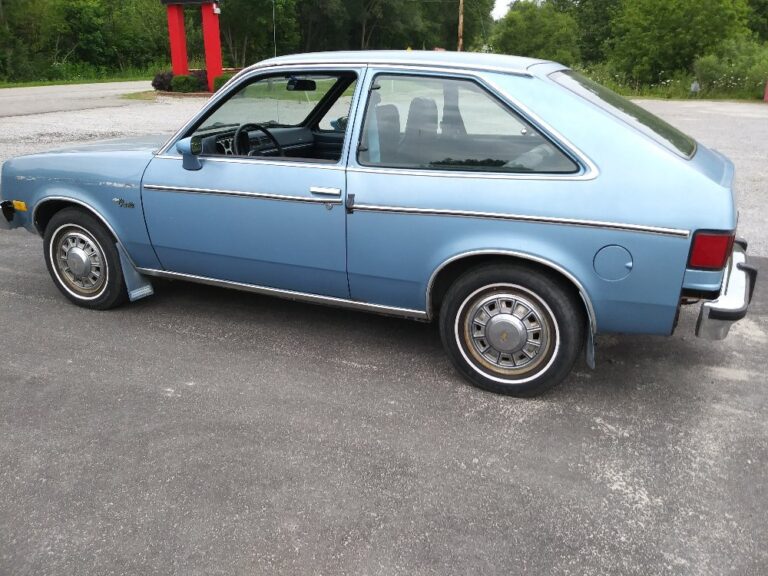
[3,150,162,270]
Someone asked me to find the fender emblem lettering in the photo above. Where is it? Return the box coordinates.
[112,198,135,209]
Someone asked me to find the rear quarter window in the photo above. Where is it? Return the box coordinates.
[551,70,696,159]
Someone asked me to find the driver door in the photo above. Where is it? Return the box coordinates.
[141,69,362,298]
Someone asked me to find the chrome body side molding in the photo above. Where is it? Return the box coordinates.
[153,154,346,172]
[354,204,690,238]
[136,268,429,320]
[142,184,343,205]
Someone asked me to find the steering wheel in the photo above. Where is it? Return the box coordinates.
[233,123,285,157]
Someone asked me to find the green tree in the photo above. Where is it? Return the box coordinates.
[297,0,351,51]
[218,0,299,66]
[747,0,768,40]
[575,0,620,64]
[608,0,751,84]
[492,0,581,65]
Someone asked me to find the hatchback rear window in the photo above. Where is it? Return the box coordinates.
[551,70,696,159]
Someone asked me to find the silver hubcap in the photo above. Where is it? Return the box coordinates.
[53,228,107,296]
[462,290,553,376]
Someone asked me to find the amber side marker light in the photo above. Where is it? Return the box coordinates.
[11,200,27,212]
[688,232,735,270]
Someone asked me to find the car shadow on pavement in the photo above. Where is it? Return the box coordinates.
[135,255,765,404]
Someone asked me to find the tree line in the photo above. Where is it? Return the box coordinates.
[493,0,768,98]
[0,0,493,83]
[0,0,766,98]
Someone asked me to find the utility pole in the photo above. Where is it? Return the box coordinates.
[457,0,464,51]
[272,0,277,57]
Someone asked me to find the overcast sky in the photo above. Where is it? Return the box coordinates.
[492,0,509,20]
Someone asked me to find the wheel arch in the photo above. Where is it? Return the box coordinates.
[33,196,119,240]
[34,195,154,302]
[426,250,597,334]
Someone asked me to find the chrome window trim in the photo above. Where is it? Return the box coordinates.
[158,64,367,156]
[154,154,346,172]
[350,69,597,181]
[353,203,690,238]
[481,75,599,179]
[136,268,428,320]
[425,249,598,333]
[347,166,588,181]
[240,59,533,80]
[142,184,343,205]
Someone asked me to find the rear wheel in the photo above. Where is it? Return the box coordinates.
[43,208,128,310]
[439,264,585,396]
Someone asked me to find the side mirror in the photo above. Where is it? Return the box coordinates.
[176,136,202,171]
[331,116,348,132]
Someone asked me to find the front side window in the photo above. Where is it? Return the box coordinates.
[358,74,578,174]
[188,72,357,161]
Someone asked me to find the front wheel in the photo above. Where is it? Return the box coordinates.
[439,264,585,396]
[43,208,128,310]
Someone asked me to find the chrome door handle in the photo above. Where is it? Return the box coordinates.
[310,186,342,197]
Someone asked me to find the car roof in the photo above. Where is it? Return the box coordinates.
[247,50,553,77]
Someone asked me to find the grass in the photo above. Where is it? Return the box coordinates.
[121,90,159,101]
[0,74,153,89]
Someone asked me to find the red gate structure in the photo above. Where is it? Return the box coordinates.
[161,0,223,92]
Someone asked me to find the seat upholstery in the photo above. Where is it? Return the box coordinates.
[375,104,401,164]
[399,97,439,166]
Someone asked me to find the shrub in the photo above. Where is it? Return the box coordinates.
[694,38,768,98]
[171,74,204,93]
[190,69,208,91]
[214,73,235,91]
[151,70,173,92]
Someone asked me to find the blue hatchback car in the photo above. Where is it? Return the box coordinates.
[0,51,757,396]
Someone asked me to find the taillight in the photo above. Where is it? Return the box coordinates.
[688,232,734,270]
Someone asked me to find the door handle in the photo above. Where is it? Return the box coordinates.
[310,186,342,197]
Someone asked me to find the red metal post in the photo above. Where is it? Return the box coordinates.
[764,79,768,103]
[166,4,189,76]
[201,3,223,92]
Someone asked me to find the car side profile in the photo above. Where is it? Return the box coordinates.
[0,51,757,396]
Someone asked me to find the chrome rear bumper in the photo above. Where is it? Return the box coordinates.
[696,240,757,340]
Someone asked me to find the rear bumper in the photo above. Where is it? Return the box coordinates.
[695,239,757,340]
[0,200,14,230]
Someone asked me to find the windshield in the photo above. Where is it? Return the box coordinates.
[198,75,342,132]
[550,70,696,159]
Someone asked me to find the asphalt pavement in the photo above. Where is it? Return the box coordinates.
[0,81,152,118]
[0,83,766,576]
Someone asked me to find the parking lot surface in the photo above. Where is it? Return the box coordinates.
[0,83,766,575]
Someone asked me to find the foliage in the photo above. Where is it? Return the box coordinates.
[152,71,174,92]
[214,73,236,92]
[747,0,768,41]
[694,38,768,98]
[0,0,765,99]
[573,0,620,64]
[491,1,580,66]
[190,69,208,90]
[607,0,752,85]
[171,73,205,93]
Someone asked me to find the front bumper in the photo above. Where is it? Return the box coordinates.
[0,200,14,230]
[695,239,758,340]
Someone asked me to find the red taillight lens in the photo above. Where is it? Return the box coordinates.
[689,232,734,270]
